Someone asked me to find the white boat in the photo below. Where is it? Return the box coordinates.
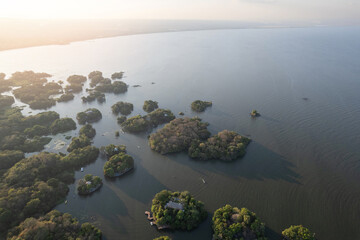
[81,167,84,172]
[202,178,206,184]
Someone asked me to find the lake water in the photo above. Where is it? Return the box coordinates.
[1,26,360,240]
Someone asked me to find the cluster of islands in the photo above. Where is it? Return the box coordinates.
[0,70,315,240]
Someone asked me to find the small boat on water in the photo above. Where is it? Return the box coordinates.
[65,200,68,204]
[81,167,84,172]
[202,178,206,184]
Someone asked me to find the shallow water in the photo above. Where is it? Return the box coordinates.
[1,26,360,240]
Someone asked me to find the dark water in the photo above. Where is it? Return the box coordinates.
[1,26,360,240]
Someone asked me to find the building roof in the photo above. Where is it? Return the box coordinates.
[165,201,184,210]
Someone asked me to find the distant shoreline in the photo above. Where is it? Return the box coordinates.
[0,18,334,52]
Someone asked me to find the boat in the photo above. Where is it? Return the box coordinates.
[81,167,84,172]
[65,200,68,204]
[202,178,206,184]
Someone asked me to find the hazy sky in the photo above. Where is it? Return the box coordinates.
[1,0,360,22]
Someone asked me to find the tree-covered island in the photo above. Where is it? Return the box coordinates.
[282,225,316,240]
[149,117,210,154]
[212,204,267,240]
[150,190,207,231]
[77,108,102,124]
[111,101,134,115]
[77,174,103,195]
[188,130,251,161]
[103,153,134,177]
[191,100,212,112]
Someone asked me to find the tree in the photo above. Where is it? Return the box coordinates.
[282,225,316,240]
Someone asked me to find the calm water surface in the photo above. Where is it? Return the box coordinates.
[1,27,360,240]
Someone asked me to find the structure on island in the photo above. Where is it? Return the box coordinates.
[147,190,207,231]
[103,152,134,178]
[77,174,102,195]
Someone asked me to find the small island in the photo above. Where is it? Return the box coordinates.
[111,71,124,80]
[212,204,267,240]
[149,117,210,154]
[149,190,207,230]
[188,130,251,161]
[100,144,126,158]
[112,101,134,115]
[121,115,149,133]
[103,153,134,177]
[250,110,260,117]
[95,80,128,94]
[119,109,175,133]
[77,108,102,124]
[191,100,212,112]
[282,225,316,240]
[143,100,159,113]
[82,91,106,103]
[77,174,103,195]
[57,93,74,103]
[67,75,87,85]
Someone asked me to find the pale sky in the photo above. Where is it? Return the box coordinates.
[1,0,360,22]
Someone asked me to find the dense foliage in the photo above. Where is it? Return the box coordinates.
[191,100,212,112]
[143,100,159,113]
[0,150,24,171]
[117,116,127,124]
[151,190,207,231]
[0,95,15,108]
[149,117,210,154]
[82,91,106,103]
[67,135,91,152]
[7,210,102,240]
[282,225,316,240]
[24,125,49,138]
[79,124,96,139]
[67,75,87,85]
[50,117,77,135]
[8,71,51,86]
[88,71,105,87]
[100,144,127,158]
[77,174,102,195]
[111,101,134,115]
[121,115,149,133]
[0,109,60,154]
[95,80,128,94]
[146,109,175,127]
[13,81,62,110]
[212,204,267,240]
[65,83,83,93]
[103,153,134,177]
[188,130,251,161]
[120,109,175,133]
[111,72,124,80]
[77,108,102,124]
[57,93,74,102]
